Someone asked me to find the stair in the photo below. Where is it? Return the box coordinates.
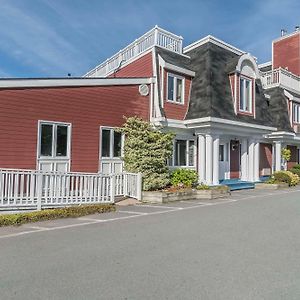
[220,179,255,191]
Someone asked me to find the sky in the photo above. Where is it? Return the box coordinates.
[0,0,300,78]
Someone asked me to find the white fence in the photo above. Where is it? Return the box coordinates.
[260,67,300,92]
[0,169,142,211]
[84,26,183,77]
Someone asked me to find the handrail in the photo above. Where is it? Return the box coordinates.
[84,26,183,78]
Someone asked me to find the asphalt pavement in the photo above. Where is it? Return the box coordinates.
[0,187,300,300]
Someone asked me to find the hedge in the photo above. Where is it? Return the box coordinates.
[0,204,115,227]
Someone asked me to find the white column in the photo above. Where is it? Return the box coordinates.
[240,139,248,181]
[248,140,255,182]
[198,135,206,183]
[275,141,282,171]
[205,134,213,185]
[213,136,220,185]
[254,142,260,182]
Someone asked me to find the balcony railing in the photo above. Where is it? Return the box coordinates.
[84,26,183,78]
[260,67,300,92]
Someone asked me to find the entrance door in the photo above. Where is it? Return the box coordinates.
[219,143,230,180]
[230,140,240,179]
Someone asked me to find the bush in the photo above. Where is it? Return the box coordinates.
[292,164,300,170]
[272,171,300,186]
[196,183,210,190]
[118,117,174,191]
[290,168,300,178]
[0,204,115,227]
[170,169,198,187]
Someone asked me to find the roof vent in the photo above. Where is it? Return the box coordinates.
[281,29,287,37]
[295,26,300,32]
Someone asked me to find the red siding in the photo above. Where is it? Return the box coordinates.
[259,143,272,176]
[110,52,153,78]
[0,85,150,172]
[273,33,300,76]
[163,70,191,120]
[287,145,298,169]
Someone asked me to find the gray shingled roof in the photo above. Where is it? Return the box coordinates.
[266,87,294,132]
[184,42,275,128]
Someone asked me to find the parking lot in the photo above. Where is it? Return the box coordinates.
[1,187,300,299]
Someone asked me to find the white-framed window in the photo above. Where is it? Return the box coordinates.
[293,103,300,124]
[38,121,71,158]
[100,127,123,158]
[170,139,195,167]
[167,73,184,104]
[239,77,253,113]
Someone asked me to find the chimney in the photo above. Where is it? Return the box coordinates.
[280,29,287,37]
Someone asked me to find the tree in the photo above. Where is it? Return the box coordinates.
[118,117,174,191]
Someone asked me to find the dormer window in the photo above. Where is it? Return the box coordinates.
[167,73,184,104]
[239,77,253,113]
[293,103,300,124]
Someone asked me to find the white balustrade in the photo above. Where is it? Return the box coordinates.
[260,68,300,92]
[84,26,183,78]
[0,169,142,210]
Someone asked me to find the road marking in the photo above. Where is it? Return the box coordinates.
[0,188,300,240]
[119,210,148,215]
[138,204,183,210]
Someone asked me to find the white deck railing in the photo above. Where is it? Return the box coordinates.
[84,26,183,78]
[0,169,142,211]
[260,68,300,92]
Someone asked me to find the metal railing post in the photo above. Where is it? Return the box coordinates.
[136,173,143,201]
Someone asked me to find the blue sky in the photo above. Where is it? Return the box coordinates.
[0,0,300,78]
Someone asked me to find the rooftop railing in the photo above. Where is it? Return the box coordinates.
[260,67,300,92]
[84,26,183,78]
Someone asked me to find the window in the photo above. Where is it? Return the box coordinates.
[172,139,195,167]
[167,73,184,104]
[39,122,70,158]
[101,128,123,158]
[239,77,252,113]
[293,103,300,124]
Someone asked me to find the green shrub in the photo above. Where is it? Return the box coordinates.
[290,168,300,178]
[171,169,198,187]
[118,117,174,191]
[0,204,115,227]
[292,164,300,170]
[196,183,210,190]
[272,171,300,186]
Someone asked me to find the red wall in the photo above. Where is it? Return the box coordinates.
[110,52,153,78]
[163,69,191,120]
[273,33,300,76]
[0,85,150,172]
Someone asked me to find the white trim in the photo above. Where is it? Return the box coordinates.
[239,76,253,114]
[166,72,185,105]
[236,54,260,78]
[184,117,277,131]
[184,35,246,56]
[272,30,300,43]
[158,55,195,77]
[0,77,154,89]
[37,120,72,172]
[258,61,272,69]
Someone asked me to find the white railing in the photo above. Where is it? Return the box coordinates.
[261,67,300,92]
[0,169,142,211]
[84,26,183,77]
